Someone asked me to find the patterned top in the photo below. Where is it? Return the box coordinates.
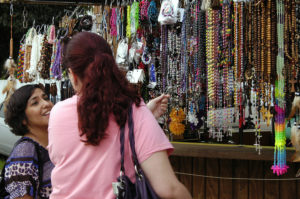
[4,137,54,199]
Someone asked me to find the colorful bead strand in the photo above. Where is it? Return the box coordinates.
[17,43,25,81]
[272,0,288,176]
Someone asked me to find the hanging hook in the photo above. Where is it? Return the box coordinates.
[32,19,35,28]
[52,16,55,25]
[20,34,26,44]
[45,25,49,34]
[110,0,115,8]
[10,1,13,16]
[105,0,108,6]
[23,6,28,28]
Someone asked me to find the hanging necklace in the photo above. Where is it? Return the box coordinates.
[206,8,215,131]
[130,1,139,35]
[126,5,131,38]
[110,8,117,37]
[17,43,25,82]
[272,0,288,176]
[265,0,273,127]
[140,0,150,26]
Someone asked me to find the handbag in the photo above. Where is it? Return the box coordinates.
[0,138,44,198]
[113,106,159,199]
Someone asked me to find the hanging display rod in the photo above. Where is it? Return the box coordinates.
[0,0,104,5]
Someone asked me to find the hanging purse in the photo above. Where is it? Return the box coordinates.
[158,0,179,25]
[113,106,159,199]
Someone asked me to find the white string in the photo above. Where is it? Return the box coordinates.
[175,171,300,181]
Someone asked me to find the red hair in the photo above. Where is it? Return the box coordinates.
[63,32,141,145]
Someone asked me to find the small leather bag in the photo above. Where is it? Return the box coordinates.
[113,106,159,199]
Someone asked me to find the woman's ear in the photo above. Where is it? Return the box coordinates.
[68,68,80,92]
[68,68,77,84]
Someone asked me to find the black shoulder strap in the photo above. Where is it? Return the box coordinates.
[0,163,8,197]
[119,106,141,174]
[0,137,44,198]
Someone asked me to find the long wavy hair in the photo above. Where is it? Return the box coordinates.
[63,32,141,146]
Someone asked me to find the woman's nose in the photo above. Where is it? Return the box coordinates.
[42,98,53,108]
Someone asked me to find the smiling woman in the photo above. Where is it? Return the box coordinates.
[1,82,172,198]
[2,84,54,199]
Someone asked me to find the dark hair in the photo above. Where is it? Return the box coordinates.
[63,32,141,146]
[4,84,43,136]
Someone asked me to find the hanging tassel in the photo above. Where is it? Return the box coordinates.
[5,12,17,71]
[2,3,17,103]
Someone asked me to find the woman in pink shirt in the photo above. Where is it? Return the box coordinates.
[48,32,191,199]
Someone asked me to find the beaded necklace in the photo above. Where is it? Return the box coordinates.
[110,8,117,37]
[160,25,168,92]
[222,0,234,133]
[256,0,262,122]
[199,9,206,89]
[101,8,108,39]
[192,1,199,93]
[130,1,139,35]
[261,1,266,110]
[233,1,244,128]
[286,0,298,94]
[196,0,201,90]
[126,5,131,38]
[284,0,295,115]
[206,8,215,130]
[249,0,262,154]
[148,0,158,29]
[116,6,123,40]
[185,2,192,114]
[188,0,200,131]
[39,34,52,80]
[239,2,245,128]
[140,0,150,26]
[233,1,238,115]
[17,43,25,82]
[181,4,190,104]
[297,0,300,88]
[265,0,273,126]
[272,0,288,176]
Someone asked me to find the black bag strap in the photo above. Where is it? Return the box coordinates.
[119,106,141,175]
[0,162,8,197]
[0,137,44,197]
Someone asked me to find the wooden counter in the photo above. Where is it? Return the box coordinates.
[171,142,295,162]
[169,142,300,199]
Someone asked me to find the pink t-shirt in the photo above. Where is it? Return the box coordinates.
[48,95,173,199]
